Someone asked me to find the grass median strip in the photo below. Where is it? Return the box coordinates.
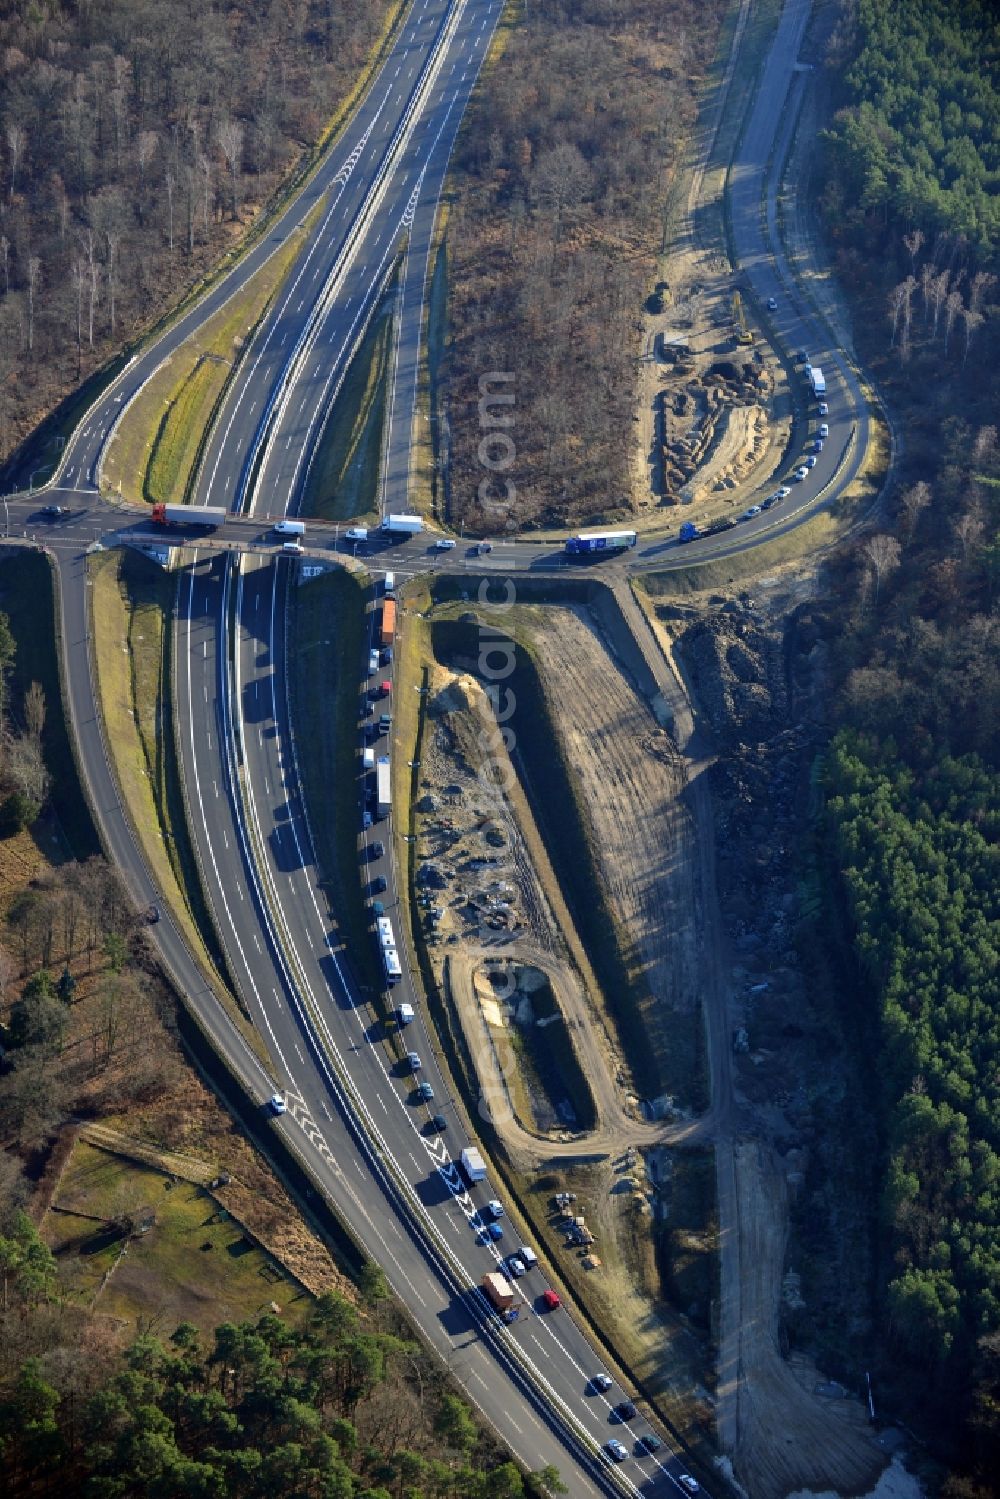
[104,219,316,506]
[287,569,382,1000]
[300,287,396,524]
[88,548,260,1055]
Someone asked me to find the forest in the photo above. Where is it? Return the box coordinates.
[442,0,723,532]
[0,0,393,468]
[0,1244,559,1499]
[823,0,999,252]
[817,3,1000,1489]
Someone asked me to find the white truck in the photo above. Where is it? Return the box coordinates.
[376,916,395,950]
[460,1146,487,1185]
[382,947,401,985]
[380,514,423,536]
[376,756,391,818]
[808,365,826,398]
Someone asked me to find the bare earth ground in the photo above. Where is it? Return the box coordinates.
[636,580,888,1499]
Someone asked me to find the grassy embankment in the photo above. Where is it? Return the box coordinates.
[103,218,318,507]
[299,289,397,525]
[286,569,384,1003]
[47,1140,310,1333]
[88,548,262,1057]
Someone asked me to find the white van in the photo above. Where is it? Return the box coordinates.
[397,1003,415,1026]
[384,572,395,596]
[345,526,368,543]
[282,541,303,555]
[274,519,305,536]
[363,747,375,769]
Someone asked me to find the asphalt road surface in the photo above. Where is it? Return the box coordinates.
[0,0,875,1493]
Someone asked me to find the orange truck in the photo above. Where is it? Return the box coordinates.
[380,599,396,648]
[481,1272,517,1319]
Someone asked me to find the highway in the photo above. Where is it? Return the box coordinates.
[0,0,876,1494]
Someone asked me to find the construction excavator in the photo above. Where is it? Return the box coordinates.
[732,289,754,346]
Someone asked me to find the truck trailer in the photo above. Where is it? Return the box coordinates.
[381,514,423,535]
[481,1272,516,1314]
[460,1146,487,1185]
[808,365,826,398]
[565,529,638,557]
[376,756,391,818]
[151,503,227,528]
[380,600,396,648]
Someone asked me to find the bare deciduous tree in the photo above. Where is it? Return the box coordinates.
[968,270,996,317]
[888,282,907,348]
[217,117,243,220]
[0,234,9,296]
[165,165,176,253]
[943,288,963,355]
[24,681,45,741]
[954,510,984,564]
[960,307,984,366]
[930,269,950,339]
[6,122,26,201]
[902,228,923,274]
[26,254,41,352]
[862,532,902,605]
[899,480,931,542]
[136,131,158,222]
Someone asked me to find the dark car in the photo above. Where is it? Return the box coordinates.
[368,876,387,895]
[613,1401,637,1423]
[42,504,65,519]
[427,1113,448,1133]
[146,904,160,924]
[368,841,385,861]
[636,1433,662,1454]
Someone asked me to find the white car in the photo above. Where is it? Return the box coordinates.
[605,1440,628,1463]
[487,1199,505,1220]
[591,1372,613,1392]
[368,649,379,673]
[818,401,829,416]
[519,1244,538,1267]
[819,422,829,437]
[776,485,792,499]
[506,1256,526,1278]
[794,466,809,481]
[269,1094,287,1115]
[434,537,457,550]
[679,1477,700,1494]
